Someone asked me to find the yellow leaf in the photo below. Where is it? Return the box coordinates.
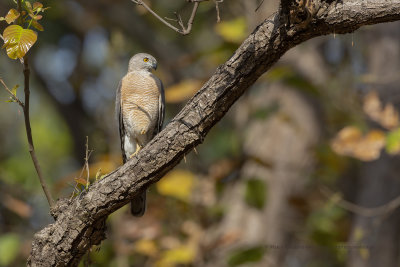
[134,239,158,257]
[215,17,247,43]
[2,25,37,59]
[10,84,18,96]
[165,79,202,104]
[155,246,196,267]
[4,9,20,24]
[156,169,195,202]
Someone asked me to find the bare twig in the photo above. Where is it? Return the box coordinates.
[255,0,265,12]
[214,0,222,22]
[84,136,93,189]
[70,136,93,199]
[22,58,55,208]
[131,0,200,35]
[0,78,24,107]
[321,187,400,217]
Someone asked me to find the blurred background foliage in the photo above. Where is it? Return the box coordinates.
[0,0,400,266]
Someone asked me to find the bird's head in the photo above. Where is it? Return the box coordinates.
[128,53,157,72]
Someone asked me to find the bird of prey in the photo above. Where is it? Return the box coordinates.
[115,53,165,216]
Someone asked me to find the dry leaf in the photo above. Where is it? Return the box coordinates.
[380,104,399,129]
[363,91,399,129]
[331,126,385,161]
[353,130,386,161]
[331,126,362,156]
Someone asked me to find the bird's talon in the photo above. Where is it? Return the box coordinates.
[141,129,147,135]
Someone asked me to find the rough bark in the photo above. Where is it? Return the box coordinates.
[28,0,400,266]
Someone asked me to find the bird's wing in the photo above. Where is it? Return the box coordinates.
[116,80,127,163]
[154,79,165,136]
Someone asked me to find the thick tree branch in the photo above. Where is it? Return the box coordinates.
[28,0,400,266]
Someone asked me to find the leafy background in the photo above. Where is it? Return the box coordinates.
[0,0,400,266]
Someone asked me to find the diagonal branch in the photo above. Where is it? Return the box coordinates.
[28,0,400,266]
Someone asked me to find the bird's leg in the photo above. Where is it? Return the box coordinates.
[130,142,143,158]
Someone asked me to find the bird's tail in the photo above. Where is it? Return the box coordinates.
[131,190,146,217]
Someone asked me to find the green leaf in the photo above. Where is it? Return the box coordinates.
[228,246,265,266]
[0,234,20,266]
[31,19,44,31]
[4,9,20,24]
[244,178,267,210]
[2,25,37,59]
[386,127,400,154]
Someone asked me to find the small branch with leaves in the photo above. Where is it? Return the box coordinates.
[0,79,24,107]
[0,0,53,208]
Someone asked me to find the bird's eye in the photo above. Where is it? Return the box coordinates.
[143,57,149,62]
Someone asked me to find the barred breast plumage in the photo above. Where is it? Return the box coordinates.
[121,71,161,139]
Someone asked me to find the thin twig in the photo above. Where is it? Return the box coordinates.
[255,0,265,12]
[69,138,93,199]
[84,136,93,190]
[321,187,400,217]
[22,57,55,208]
[0,78,24,107]
[214,0,222,22]
[131,0,200,35]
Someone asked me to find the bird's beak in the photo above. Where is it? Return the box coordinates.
[152,62,157,71]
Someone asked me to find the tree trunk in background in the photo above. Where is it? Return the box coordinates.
[204,83,321,266]
[347,23,400,267]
